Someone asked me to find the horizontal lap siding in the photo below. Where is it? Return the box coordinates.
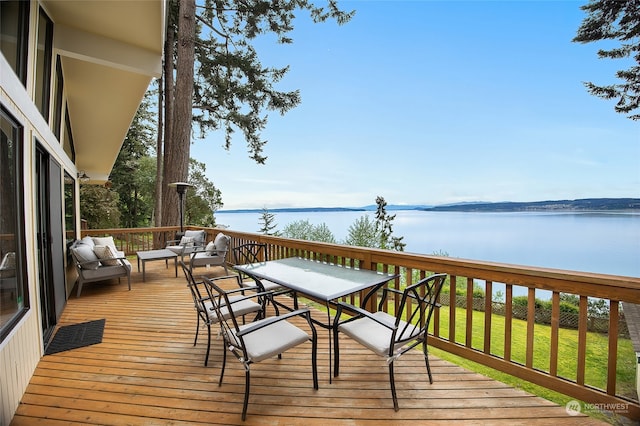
[1,312,41,426]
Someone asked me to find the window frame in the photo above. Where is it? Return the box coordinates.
[0,0,30,86]
[0,105,29,342]
[35,7,54,121]
[53,56,64,140]
[63,171,77,247]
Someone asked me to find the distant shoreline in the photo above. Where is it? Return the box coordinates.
[218,198,640,214]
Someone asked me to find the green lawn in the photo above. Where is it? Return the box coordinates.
[429,305,636,398]
[428,305,636,424]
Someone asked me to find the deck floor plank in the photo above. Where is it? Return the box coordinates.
[11,262,604,425]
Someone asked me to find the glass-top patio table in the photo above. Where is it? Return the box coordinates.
[234,256,399,381]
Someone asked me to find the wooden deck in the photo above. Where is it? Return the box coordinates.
[11,261,604,425]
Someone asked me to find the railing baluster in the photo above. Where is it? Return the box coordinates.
[526,288,535,368]
[550,291,560,376]
[577,295,588,385]
[504,284,513,362]
[449,274,457,343]
[607,300,619,395]
[465,277,474,348]
[484,280,493,354]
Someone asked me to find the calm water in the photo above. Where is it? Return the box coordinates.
[216,210,640,279]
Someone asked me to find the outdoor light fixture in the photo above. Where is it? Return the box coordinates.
[168,181,192,234]
[77,171,90,183]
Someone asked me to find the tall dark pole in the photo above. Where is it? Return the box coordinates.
[178,188,185,233]
[168,182,192,236]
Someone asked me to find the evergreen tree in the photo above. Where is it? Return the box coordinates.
[159,0,354,227]
[258,208,278,235]
[374,196,406,251]
[162,0,196,229]
[110,92,156,227]
[185,159,223,227]
[79,185,121,229]
[108,89,224,229]
[573,0,640,120]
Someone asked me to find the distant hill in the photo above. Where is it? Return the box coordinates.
[218,198,640,214]
[218,207,365,214]
[422,198,640,212]
[360,204,431,211]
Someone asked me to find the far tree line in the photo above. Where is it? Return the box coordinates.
[257,195,406,251]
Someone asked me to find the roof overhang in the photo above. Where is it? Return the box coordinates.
[43,0,166,183]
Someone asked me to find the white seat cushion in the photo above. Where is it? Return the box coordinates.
[202,295,261,322]
[80,259,131,280]
[167,245,198,255]
[338,311,420,357]
[234,319,309,363]
[242,278,282,292]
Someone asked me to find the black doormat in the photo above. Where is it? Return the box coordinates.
[45,319,106,355]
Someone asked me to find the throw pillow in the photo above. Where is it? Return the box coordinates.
[72,245,101,269]
[93,245,120,266]
[184,230,205,246]
[80,236,95,247]
[205,241,216,255]
[92,236,117,251]
[179,236,195,247]
[213,233,229,252]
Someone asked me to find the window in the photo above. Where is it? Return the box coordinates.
[0,106,28,341]
[53,57,64,140]
[35,7,53,120]
[0,0,30,85]
[63,105,75,162]
[63,172,76,246]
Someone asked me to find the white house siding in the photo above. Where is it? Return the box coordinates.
[0,313,40,426]
[1,49,67,426]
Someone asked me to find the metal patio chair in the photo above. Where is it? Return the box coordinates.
[188,232,231,274]
[180,261,264,366]
[333,273,448,411]
[232,243,298,314]
[166,229,207,262]
[204,276,318,421]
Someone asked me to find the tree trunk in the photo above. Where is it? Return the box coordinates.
[161,20,174,225]
[154,77,163,229]
[162,0,194,231]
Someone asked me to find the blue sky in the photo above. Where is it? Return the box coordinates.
[190,0,639,210]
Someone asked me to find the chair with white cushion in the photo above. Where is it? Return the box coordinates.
[333,273,447,411]
[189,232,231,274]
[180,261,264,366]
[205,275,318,420]
[69,236,131,297]
[166,229,207,262]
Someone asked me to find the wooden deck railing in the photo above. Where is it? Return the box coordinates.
[81,226,640,420]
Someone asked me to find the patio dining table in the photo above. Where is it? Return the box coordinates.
[233,256,399,382]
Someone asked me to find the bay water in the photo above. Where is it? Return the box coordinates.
[216,210,640,291]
